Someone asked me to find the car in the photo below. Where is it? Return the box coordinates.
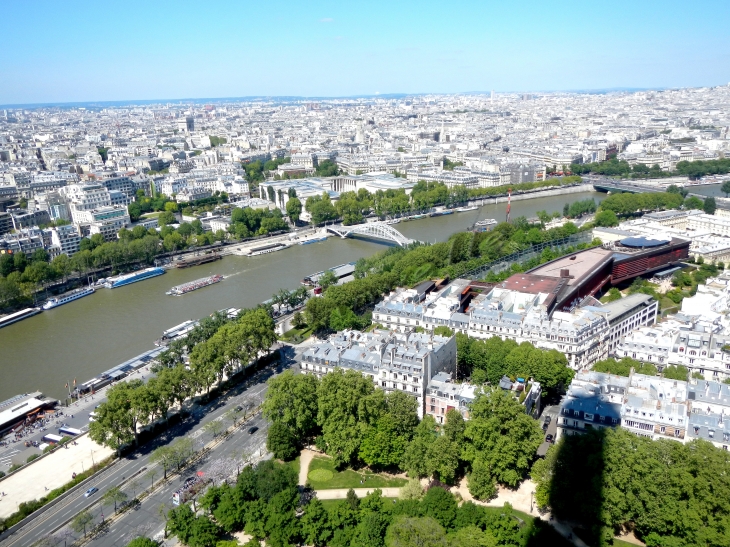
[235,405,243,412]
[542,416,552,430]
[545,434,554,443]
[84,487,99,497]
[248,426,258,435]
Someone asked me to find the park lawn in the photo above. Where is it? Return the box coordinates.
[307,456,407,490]
[141,211,163,218]
[611,539,641,547]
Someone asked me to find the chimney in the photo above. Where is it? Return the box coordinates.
[560,269,570,278]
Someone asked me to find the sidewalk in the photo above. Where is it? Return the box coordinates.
[0,434,114,518]
[454,478,590,547]
[314,488,402,500]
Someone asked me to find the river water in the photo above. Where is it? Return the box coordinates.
[0,190,606,400]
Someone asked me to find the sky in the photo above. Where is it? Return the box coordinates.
[1,0,729,105]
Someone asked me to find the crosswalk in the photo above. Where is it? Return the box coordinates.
[0,449,20,468]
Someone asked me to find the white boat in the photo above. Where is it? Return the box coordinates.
[0,307,41,329]
[105,267,165,288]
[474,218,498,231]
[456,206,478,213]
[248,242,287,256]
[42,287,95,310]
[386,218,401,225]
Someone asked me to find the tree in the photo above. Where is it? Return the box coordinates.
[187,516,222,547]
[158,210,176,225]
[385,516,447,547]
[463,388,542,487]
[129,478,142,499]
[684,196,704,210]
[420,487,457,530]
[662,364,689,381]
[267,421,299,460]
[359,414,408,468]
[399,479,424,501]
[71,509,94,537]
[316,368,377,468]
[168,504,196,543]
[722,181,730,197]
[263,370,319,439]
[467,459,497,501]
[704,196,717,215]
[402,416,439,478]
[89,383,138,452]
[204,419,225,438]
[286,197,302,223]
[594,209,619,227]
[126,538,157,547]
[144,467,158,488]
[605,287,622,302]
[301,498,333,547]
[315,160,339,177]
[150,446,176,479]
[318,271,338,291]
[103,486,128,513]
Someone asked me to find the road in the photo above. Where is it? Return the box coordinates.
[1,344,303,547]
[0,353,162,473]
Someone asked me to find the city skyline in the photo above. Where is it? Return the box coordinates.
[1,0,729,105]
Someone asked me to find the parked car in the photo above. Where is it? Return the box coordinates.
[84,487,99,497]
[545,434,554,443]
[248,426,259,435]
[542,416,552,430]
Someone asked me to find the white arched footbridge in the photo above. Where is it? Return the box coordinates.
[326,221,416,247]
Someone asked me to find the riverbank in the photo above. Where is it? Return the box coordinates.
[472,182,598,205]
[0,188,605,401]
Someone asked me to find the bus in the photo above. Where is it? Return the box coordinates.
[41,433,64,444]
[58,426,82,436]
[172,476,209,505]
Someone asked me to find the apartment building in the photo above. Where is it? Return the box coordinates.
[374,280,658,369]
[50,224,81,257]
[557,371,730,450]
[299,328,457,417]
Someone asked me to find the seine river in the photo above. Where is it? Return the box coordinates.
[0,190,606,401]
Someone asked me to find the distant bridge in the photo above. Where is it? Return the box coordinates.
[326,222,416,247]
[593,181,706,200]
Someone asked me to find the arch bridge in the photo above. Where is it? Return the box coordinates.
[326,221,416,247]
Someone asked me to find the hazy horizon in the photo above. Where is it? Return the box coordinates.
[2,0,729,105]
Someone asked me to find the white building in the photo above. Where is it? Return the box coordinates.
[50,224,81,257]
[61,183,112,225]
[300,328,457,417]
[557,371,730,449]
[373,280,658,370]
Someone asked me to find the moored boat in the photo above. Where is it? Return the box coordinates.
[42,287,95,310]
[105,267,165,288]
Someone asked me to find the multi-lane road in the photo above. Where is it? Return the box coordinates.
[1,344,304,547]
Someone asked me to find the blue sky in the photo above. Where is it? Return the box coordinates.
[1,0,729,104]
